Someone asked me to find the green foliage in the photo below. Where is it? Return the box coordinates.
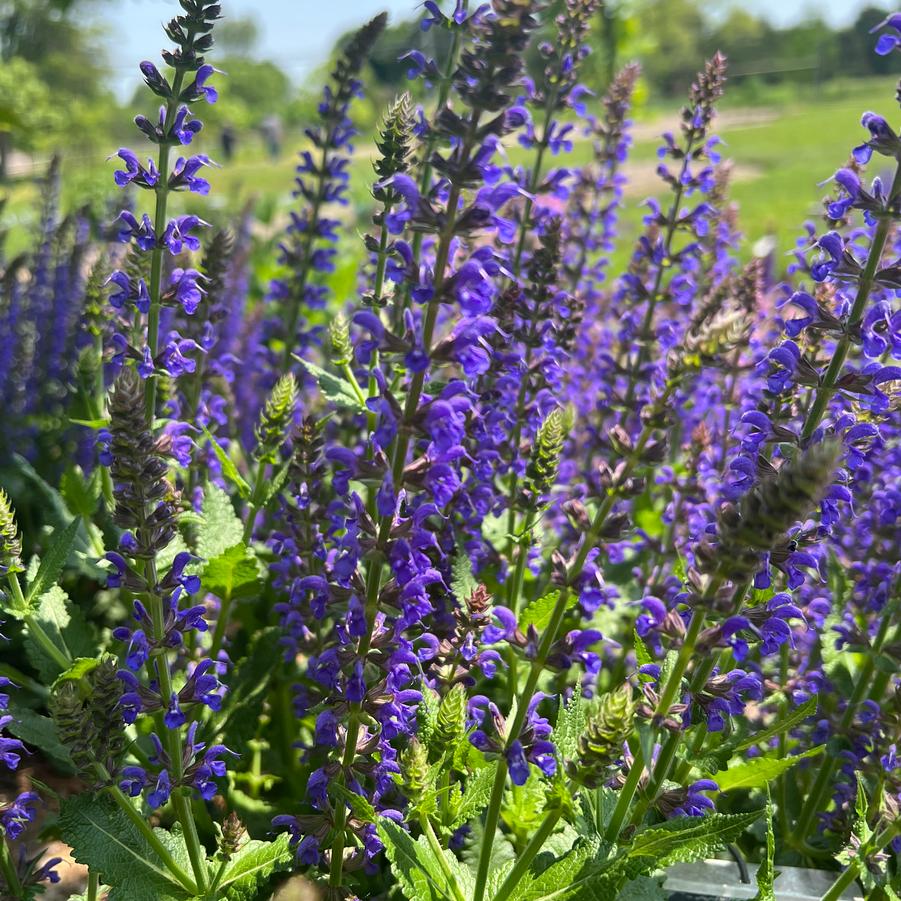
[202,544,262,600]
[735,696,818,751]
[377,816,466,901]
[754,789,776,901]
[199,430,252,499]
[296,358,368,413]
[450,553,479,603]
[25,586,95,680]
[713,746,824,792]
[6,701,74,773]
[216,835,293,901]
[24,516,81,606]
[59,794,195,901]
[195,485,245,560]
[448,762,498,831]
[519,590,574,634]
[554,682,588,763]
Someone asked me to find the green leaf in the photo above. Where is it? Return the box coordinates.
[450,553,478,603]
[553,683,587,763]
[330,782,378,823]
[633,491,665,540]
[576,788,619,839]
[217,627,281,747]
[59,794,194,901]
[60,465,102,519]
[200,428,251,499]
[218,835,292,901]
[262,461,292,506]
[736,696,818,751]
[754,788,776,901]
[6,702,74,774]
[52,656,101,687]
[632,631,655,683]
[519,590,572,635]
[628,810,764,868]
[714,746,824,792]
[201,544,262,600]
[377,816,460,901]
[25,587,96,682]
[508,836,607,901]
[296,358,367,412]
[25,516,81,604]
[449,762,498,830]
[196,485,245,560]
[616,876,666,901]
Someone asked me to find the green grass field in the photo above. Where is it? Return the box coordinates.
[2,75,897,272]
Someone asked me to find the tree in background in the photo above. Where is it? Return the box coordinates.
[0,0,112,178]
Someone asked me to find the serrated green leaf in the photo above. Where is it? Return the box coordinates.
[736,696,818,752]
[508,836,608,901]
[60,465,102,519]
[217,627,281,747]
[553,683,587,763]
[632,631,655,683]
[449,762,498,830]
[628,810,763,867]
[201,544,262,600]
[377,816,459,901]
[331,781,378,823]
[754,788,776,901]
[714,746,824,792]
[616,876,667,901]
[52,656,100,687]
[6,702,74,774]
[262,461,292,506]
[296,358,367,412]
[576,787,619,839]
[218,834,292,901]
[519,590,572,635]
[633,491,665,540]
[25,587,96,681]
[25,516,81,604]
[59,794,194,901]
[196,485,244,560]
[200,429,251,499]
[450,553,478,603]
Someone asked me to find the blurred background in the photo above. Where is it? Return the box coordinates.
[2,0,901,281]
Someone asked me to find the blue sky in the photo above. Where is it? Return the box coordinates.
[101,0,893,98]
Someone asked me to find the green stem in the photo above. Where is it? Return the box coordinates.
[86,871,99,901]
[0,836,22,899]
[144,60,191,423]
[421,815,466,901]
[208,587,233,660]
[492,807,562,901]
[795,593,898,839]
[206,856,230,897]
[821,825,899,901]
[605,740,646,844]
[7,574,70,671]
[142,559,209,893]
[107,786,198,895]
[800,160,901,441]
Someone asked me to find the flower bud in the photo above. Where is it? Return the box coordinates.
[0,489,23,575]
[571,683,635,787]
[526,408,565,497]
[254,373,298,464]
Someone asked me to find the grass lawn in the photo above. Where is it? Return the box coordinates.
[1,75,897,273]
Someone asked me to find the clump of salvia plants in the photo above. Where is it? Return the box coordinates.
[1,1,900,899]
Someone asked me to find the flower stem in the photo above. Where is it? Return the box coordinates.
[86,871,99,901]
[492,807,563,901]
[144,62,191,424]
[142,559,209,893]
[800,159,901,441]
[604,739,646,843]
[107,785,198,895]
[820,824,899,901]
[421,814,466,901]
[0,836,22,899]
[795,590,900,839]
[7,574,71,671]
